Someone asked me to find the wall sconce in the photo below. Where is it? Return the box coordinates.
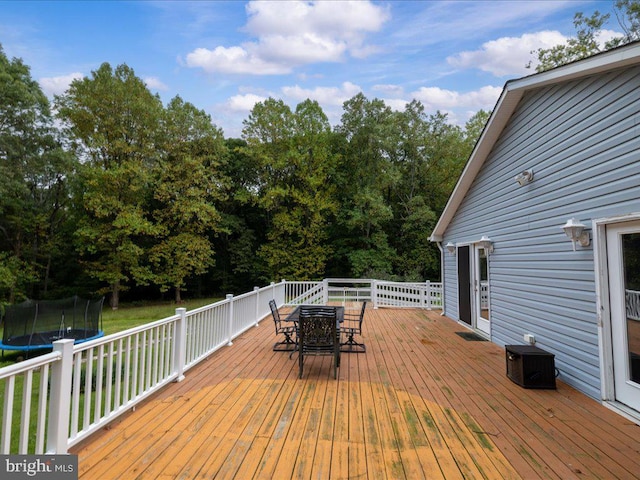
[515,169,534,186]
[561,218,590,251]
[445,242,456,255]
[478,235,494,254]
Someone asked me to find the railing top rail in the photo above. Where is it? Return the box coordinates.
[0,351,61,380]
[325,278,375,283]
[327,286,370,290]
[186,297,231,316]
[73,314,181,353]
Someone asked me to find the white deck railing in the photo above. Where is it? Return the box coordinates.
[626,289,640,321]
[0,278,440,454]
[375,280,443,309]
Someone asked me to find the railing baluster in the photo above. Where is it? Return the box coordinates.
[70,351,82,437]
[2,376,15,453]
[83,347,93,430]
[132,333,139,399]
[115,338,123,410]
[19,370,33,454]
[124,336,131,405]
[94,345,104,425]
[36,364,49,454]
[144,330,155,390]
[105,342,114,416]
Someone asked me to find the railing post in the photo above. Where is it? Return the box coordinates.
[427,281,432,310]
[254,287,261,327]
[281,279,286,306]
[271,281,277,305]
[323,278,329,304]
[46,339,74,454]
[174,308,187,382]
[227,294,234,346]
[372,280,378,309]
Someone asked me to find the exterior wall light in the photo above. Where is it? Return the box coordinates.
[478,236,494,254]
[445,242,456,255]
[561,218,590,251]
[515,169,534,186]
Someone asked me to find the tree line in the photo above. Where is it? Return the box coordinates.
[5,0,639,309]
[1,46,490,308]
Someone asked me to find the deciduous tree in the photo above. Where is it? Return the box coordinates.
[0,45,75,303]
[243,98,338,280]
[532,0,640,72]
[56,63,163,309]
[149,96,227,302]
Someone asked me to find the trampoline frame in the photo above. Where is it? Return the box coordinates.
[0,296,105,353]
[0,331,105,351]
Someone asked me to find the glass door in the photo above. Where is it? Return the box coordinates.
[606,220,640,412]
[474,245,490,335]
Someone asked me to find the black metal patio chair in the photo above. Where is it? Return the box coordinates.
[340,301,366,352]
[270,299,296,351]
[297,306,340,379]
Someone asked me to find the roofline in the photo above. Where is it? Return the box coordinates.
[429,41,640,242]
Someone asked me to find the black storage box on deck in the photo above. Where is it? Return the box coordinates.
[505,345,556,389]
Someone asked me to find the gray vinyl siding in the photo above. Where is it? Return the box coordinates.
[441,64,640,400]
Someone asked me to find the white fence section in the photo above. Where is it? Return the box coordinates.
[375,280,443,309]
[326,278,373,304]
[626,289,640,321]
[0,278,440,454]
[284,281,324,305]
[480,281,489,310]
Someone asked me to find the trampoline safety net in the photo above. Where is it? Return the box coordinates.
[1,296,104,349]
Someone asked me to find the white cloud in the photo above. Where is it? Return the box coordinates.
[447,31,567,77]
[381,97,410,112]
[411,85,502,112]
[144,76,169,91]
[39,72,84,96]
[281,81,361,106]
[448,27,625,78]
[186,46,290,75]
[244,0,388,38]
[595,28,623,46]
[224,93,267,112]
[255,33,347,64]
[184,0,389,76]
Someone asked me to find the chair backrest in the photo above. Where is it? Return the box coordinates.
[358,301,367,325]
[298,307,338,349]
[269,300,281,328]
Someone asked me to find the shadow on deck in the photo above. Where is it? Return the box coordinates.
[71,307,640,479]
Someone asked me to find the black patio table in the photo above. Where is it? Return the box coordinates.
[284,305,344,323]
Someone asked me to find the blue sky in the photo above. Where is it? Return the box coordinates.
[1,1,620,137]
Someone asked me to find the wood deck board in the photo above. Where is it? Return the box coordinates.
[401,315,569,479]
[71,308,640,479]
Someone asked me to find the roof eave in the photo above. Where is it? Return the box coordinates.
[429,42,640,242]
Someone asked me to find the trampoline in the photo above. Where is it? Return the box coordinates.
[0,296,105,352]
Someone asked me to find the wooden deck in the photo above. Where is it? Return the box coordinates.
[71,307,640,479]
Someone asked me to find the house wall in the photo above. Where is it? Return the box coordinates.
[442,65,640,399]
